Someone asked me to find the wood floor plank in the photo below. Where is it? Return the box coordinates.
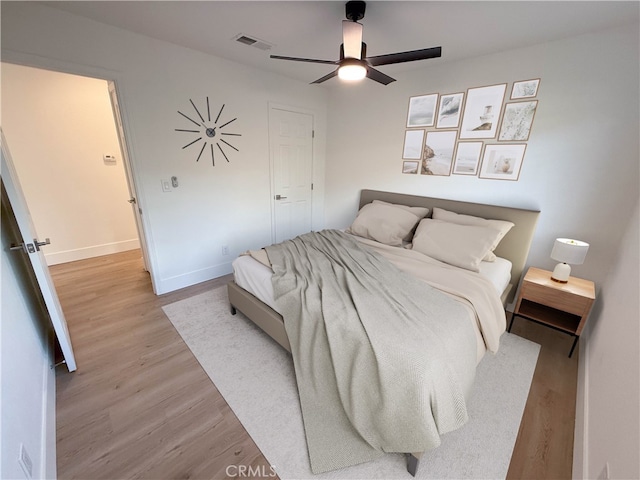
[52,249,577,479]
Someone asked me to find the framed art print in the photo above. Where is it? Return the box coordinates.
[436,92,464,129]
[452,141,483,175]
[510,79,540,99]
[402,161,419,174]
[498,101,538,141]
[402,130,425,159]
[459,83,507,139]
[479,144,527,180]
[406,94,438,127]
[421,130,457,176]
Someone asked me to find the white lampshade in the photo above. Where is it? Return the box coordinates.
[550,238,589,282]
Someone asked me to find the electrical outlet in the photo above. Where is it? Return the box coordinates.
[222,245,229,256]
[19,444,33,479]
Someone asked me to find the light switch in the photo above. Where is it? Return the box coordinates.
[161,179,172,192]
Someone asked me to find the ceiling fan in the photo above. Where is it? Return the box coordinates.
[270,1,442,85]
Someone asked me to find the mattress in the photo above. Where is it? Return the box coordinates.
[232,248,512,315]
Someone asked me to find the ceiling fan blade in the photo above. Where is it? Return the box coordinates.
[311,69,339,84]
[366,67,396,85]
[342,20,363,59]
[366,46,442,66]
[270,55,337,65]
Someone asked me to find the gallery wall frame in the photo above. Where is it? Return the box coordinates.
[436,92,464,129]
[459,83,507,139]
[498,100,538,141]
[510,79,540,99]
[402,129,425,159]
[479,143,527,181]
[452,141,483,175]
[402,160,419,174]
[406,93,439,127]
[422,130,457,176]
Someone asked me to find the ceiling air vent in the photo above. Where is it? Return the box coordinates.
[233,33,273,51]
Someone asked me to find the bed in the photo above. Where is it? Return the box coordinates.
[227,189,539,476]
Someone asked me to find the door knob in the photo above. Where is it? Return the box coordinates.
[9,242,36,253]
[275,195,288,200]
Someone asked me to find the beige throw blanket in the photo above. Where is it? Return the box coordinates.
[265,230,491,473]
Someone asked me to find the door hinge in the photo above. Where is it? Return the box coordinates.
[311,183,314,190]
[312,130,315,139]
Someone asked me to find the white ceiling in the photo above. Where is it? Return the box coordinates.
[45,1,639,85]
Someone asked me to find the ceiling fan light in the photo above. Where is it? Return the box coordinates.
[338,63,367,81]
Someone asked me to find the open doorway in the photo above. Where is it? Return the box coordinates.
[1,63,148,273]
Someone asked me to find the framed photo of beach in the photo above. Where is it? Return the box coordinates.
[402,161,419,174]
[406,93,438,127]
[459,84,507,139]
[452,142,483,175]
[402,129,425,159]
[498,101,538,141]
[479,144,527,181]
[436,92,464,129]
[510,79,540,99]
[421,130,457,176]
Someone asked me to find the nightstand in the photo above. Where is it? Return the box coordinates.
[508,267,595,357]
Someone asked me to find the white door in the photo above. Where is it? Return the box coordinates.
[1,129,77,372]
[108,81,150,272]
[269,107,313,243]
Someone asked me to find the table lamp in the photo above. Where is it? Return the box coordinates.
[550,238,589,283]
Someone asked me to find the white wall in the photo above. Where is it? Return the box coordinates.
[0,2,328,294]
[1,63,140,265]
[580,200,639,479]
[324,23,639,291]
[0,196,56,480]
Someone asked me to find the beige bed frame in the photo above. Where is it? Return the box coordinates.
[227,189,540,476]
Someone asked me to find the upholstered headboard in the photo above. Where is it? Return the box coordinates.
[359,190,540,303]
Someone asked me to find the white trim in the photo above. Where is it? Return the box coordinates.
[44,239,141,266]
[155,262,233,295]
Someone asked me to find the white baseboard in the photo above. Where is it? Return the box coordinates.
[44,239,140,265]
[155,262,233,295]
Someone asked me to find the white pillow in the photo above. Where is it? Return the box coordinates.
[372,200,429,219]
[347,202,424,246]
[431,207,514,261]
[411,219,502,272]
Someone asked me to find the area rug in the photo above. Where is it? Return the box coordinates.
[162,286,540,480]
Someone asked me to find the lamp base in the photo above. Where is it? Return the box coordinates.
[551,262,571,283]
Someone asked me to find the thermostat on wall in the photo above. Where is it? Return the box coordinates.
[103,154,117,165]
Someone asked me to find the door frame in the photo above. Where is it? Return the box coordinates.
[267,102,316,244]
[2,49,159,293]
[107,80,151,272]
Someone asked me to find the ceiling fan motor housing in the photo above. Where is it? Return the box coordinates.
[346,1,366,22]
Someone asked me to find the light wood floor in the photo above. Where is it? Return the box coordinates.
[51,249,578,479]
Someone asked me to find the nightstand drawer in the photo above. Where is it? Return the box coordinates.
[520,281,589,317]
